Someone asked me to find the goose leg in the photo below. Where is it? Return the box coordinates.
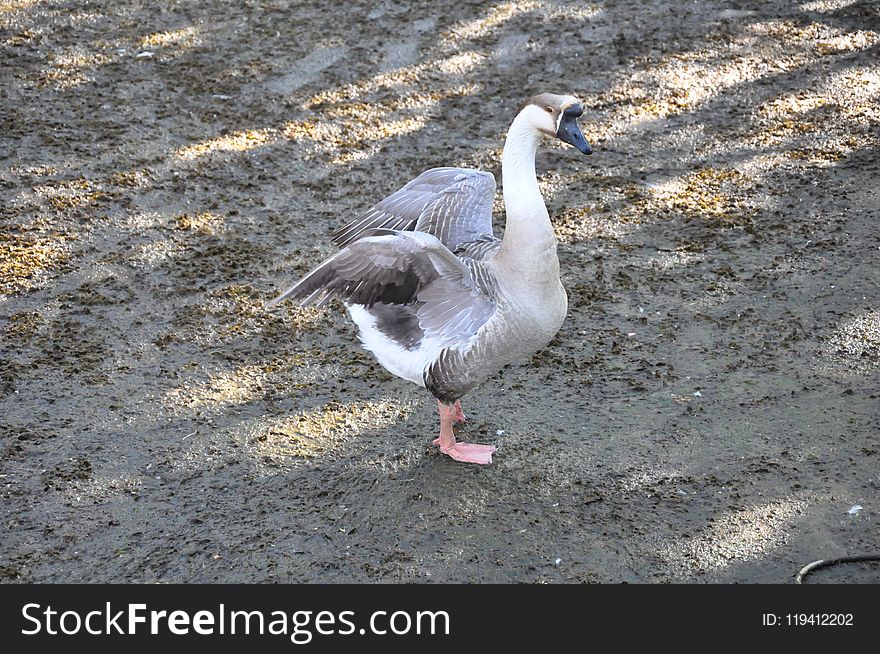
[453,399,467,423]
[432,400,496,465]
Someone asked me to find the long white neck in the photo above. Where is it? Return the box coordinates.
[495,110,558,275]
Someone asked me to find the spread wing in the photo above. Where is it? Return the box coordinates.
[330,167,496,253]
[268,229,496,346]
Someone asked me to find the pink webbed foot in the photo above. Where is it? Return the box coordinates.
[438,442,496,465]
[433,400,496,464]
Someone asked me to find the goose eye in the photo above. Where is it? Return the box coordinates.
[545,106,554,113]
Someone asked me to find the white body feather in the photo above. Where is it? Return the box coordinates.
[347,304,444,387]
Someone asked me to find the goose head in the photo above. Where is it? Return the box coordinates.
[519,93,592,155]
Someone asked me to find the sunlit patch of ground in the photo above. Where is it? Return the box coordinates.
[554,205,630,243]
[59,472,143,507]
[166,348,342,411]
[285,99,441,165]
[285,113,427,148]
[596,166,756,231]
[615,465,688,493]
[542,1,601,20]
[595,18,878,143]
[9,171,140,231]
[66,10,103,25]
[32,176,117,211]
[130,240,185,268]
[105,169,148,188]
[818,310,880,376]
[275,69,481,166]
[38,47,111,89]
[799,0,861,12]
[748,20,876,53]
[442,0,542,42]
[0,231,71,295]
[656,494,813,578]
[633,167,756,224]
[642,249,705,271]
[752,65,879,154]
[758,94,830,123]
[750,21,880,114]
[166,364,274,410]
[784,148,846,164]
[2,25,38,45]
[599,74,710,130]
[154,284,334,351]
[446,140,502,177]
[542,162,757,241]
[173,2,530,167]
[755,93,837,146]
[306,53,485,107]
[175,129,276,160]
[174,211,224,236]
[253,399,416,459]
[204,285,329,340]
[138,26,200,49]
[815,29,879,56]
[544,169,657,236]
[442,0,599,44]
[9,171,138,227]
[596,46,799,136]
[115,210,171,235]
[0,0,45,17]
[3,310,44,340]
[176,85,475,165]
[11,164,58,178]
[833,68,880,124]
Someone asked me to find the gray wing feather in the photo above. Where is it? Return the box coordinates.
[269,230,496,346]
[453,235,502,261]
[330,167,496,253]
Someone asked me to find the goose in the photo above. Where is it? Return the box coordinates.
[268,93,592,464]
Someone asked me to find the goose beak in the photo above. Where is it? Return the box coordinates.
[557,118,592,155]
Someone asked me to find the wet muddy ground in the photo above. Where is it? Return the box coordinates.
[1,0,879,583]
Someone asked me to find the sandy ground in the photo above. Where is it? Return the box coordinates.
[1,0,879,583]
